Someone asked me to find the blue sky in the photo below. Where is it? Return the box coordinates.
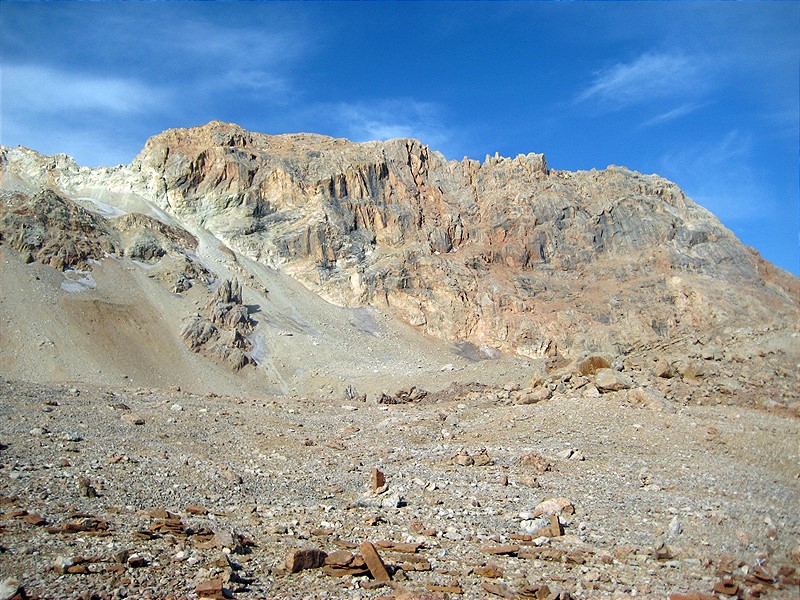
[2,2,798,274]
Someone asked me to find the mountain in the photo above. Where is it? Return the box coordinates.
[1,121,799,600]
[0,120,797,409]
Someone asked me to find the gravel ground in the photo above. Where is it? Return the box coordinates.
[1,378,798,600]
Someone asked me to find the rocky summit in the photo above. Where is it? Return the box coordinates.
[0,121,798,599]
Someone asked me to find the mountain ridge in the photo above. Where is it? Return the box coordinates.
[0,121,797,410]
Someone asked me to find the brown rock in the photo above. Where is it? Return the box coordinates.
[548,514,563,537]
[426,583,463,594]
[480,544,520,555]
[375,541,422,553]
[474,564,504,578]
[22,513,46,526]
[325,550,356,566]
[185,503,208,515]
[195,578,225,600]
[371,468,386,492]
[452,451,474,466]
[481,581,518,598]
[286,547,327,573]
[517,386,552,404]
[360,541,391,582]
[517,453,552,473]
[713,580,739,595]
[517,584,551,599]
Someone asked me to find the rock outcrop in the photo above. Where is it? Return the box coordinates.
[181,277,255,370]
[123,122,797,359]
[1,121,798,366]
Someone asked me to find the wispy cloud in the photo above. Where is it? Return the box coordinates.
[640,102,705,127]
[658,131,778,222]
[577,51,710,109]
[330,99,452,150]
[2,64,166,114]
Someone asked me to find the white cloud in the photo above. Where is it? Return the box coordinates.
[577,51,710,109]
[658,131,778,222]
[2,64,166,114]
[331,100,451,150]
[640,102,705,127]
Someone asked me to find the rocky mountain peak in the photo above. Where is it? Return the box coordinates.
[1,121,797,368]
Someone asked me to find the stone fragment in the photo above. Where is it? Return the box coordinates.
[286,547,327,573]
[480,544,520,555]
[713,580,739,595]
[481,581,516,597]
[653,542,673,561]
[654,359,675,378]
[357,492,402,509]
[669,516,682,536]
[517,386,552,404]
[53,556,75,574]
[195,578,225,600]
[185,503,208,515]
[360,541,391,582]
[472,450,494,466]
[22,513,46,526]
[78,476,98,498]
[371,468,386,492]
[594,368,633,392]
[532,497,574,517]
[127,554,147,568]
[474,564,504,578]
[451,450,474,466]
[518,584,551,599]
[517,453,552,473]
[426,582,463,594]
[375,541,422,553]
[0,578,24,600]
[548,515,564,537]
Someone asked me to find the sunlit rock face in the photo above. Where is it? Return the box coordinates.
[2,121,798,361]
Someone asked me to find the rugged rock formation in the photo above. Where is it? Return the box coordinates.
[181,277,255,370]
[0,188,119,270]
[1,121,798,369]
[123,122,798,359]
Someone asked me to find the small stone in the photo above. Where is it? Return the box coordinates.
[474,564,503,578]
[360,541,391,582]
[517,453,552,473]
[532,497,574,517]
[170,404,183,412]
[127,554,147,568]
[195,578,225,600]
[595,368,633,392]
[78,477,98,498]
[713,580,739,595]
[185,503,208,515]
[53,556,75,574]
[286,547,327,573]
[452,451,474,466]
[669,516,682,536]
[480,544,520,555]
[517,386,552,404]
[23,513,47,526]
[371,468,386,492]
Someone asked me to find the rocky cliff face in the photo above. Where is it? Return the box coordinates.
[1,121,798,365]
